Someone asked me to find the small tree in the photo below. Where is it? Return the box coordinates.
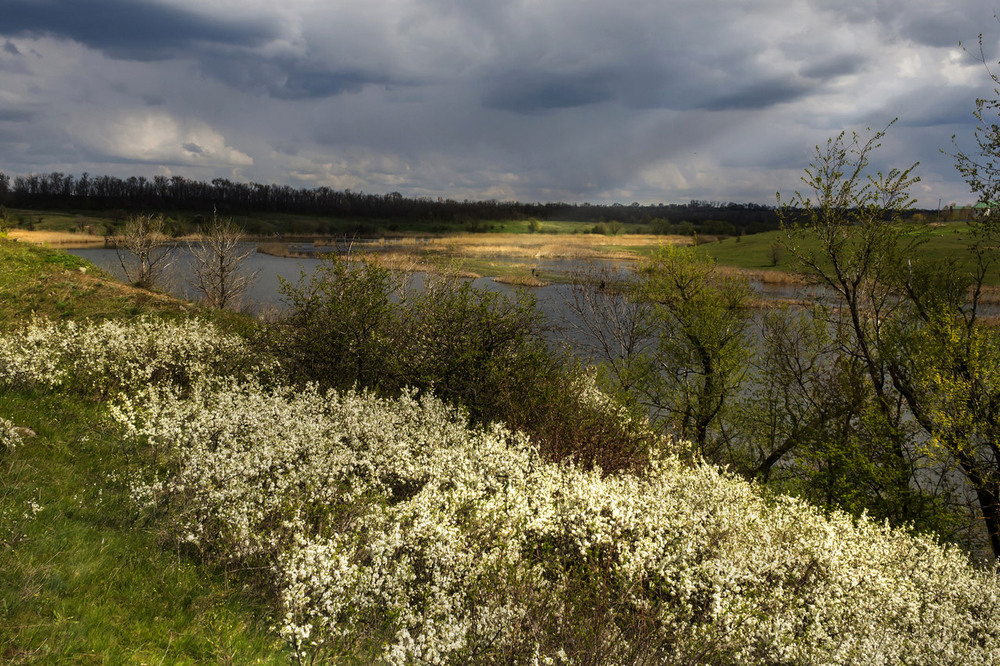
[115,214,173,289]
[635,245,753,460]
[768,240,785,266]
[777,125,933,521]
[563,263,656,398]
[188,215,259,310]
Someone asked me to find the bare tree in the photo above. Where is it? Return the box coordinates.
[115,214,173,289]
[188,215,259,309]
[562,263,655,396]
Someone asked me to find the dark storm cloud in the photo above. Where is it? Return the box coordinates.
[800,55,866,80]
[892,11,983,49]
[480,54,810,115]
[481,71,615,113]
[198,52,394,100]
[895,86,979,128]
[701,78,814,111]
[0,0,276,59]
[817,2,982,49]
[0,0,992,208]
[0,109,34,123]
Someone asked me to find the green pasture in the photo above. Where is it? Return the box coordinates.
[697,221,1000,284]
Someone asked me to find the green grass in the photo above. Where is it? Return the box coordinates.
[697,221,1000,285]
[0,239,288,662]
[0,238,259,332]
[0,239,170,327]
[0,392,287,663]
[3,209,111,234]
[3,204,661,239]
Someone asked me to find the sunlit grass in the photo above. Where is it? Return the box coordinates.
[0,391,287,663]
[699,221,1000,286]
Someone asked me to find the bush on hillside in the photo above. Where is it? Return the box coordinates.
[0,316,274,397]
[276,255,653,472]
[109,378,1000,665]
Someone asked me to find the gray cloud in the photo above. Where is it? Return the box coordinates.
[201,53,393,100]
[0,0,276,59]
[800,55,867,80]
[701,79,815,111]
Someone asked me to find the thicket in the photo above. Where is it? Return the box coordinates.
[276,257,652,473]
[3,316,999,664]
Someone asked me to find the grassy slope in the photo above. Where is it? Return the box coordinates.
[697,221,1000,283]
[0,238,288,662]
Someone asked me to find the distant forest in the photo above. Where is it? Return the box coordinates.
[0,170,932,236]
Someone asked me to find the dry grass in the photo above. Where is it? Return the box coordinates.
[976,285,1000,305]
[416,233,689,259]
[365,252,480,279]
[7,230,107,246]
[257,234,693,283]
[256,242,307,258]
[714,265,809,286]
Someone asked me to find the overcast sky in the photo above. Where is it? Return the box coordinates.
[1,0,998,208]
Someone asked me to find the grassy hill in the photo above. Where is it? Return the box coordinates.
[698,221,1000,283]
[0,238,288,662]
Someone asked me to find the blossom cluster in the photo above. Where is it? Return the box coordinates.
[112,378,1000,664]
[0,416,21,453]
[0,316,272,396]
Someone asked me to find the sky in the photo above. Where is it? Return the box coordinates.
[0,0,998,209]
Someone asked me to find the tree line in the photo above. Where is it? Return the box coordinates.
[0,170,794,234]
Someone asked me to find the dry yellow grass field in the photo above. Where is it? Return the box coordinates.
[414,233,690,259]
[7,229,107,245]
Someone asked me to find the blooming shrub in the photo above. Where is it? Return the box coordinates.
[6,316,999,663]
[113,379,1000,665]
[0,317,272,396]
[0,416,21,453]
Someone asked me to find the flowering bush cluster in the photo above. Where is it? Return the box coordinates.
[0,316,271,396]
[5,317,1000,663]
[112,379,1000,665]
